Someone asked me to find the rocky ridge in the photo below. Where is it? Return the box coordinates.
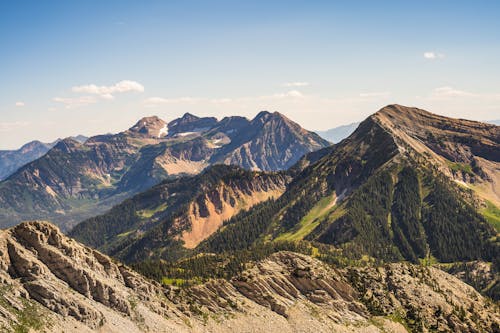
[1,221,499,332]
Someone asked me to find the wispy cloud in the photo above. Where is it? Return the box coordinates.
[72,80,144,99]
[429,86,500,101]
[283,82,310,87]
[431,86,477,99]
[423,51,445,60]
[271,90,304,98]
[144,90,305,107]
[0,121,29,132]
[15,101,25,107]
[359,91,391,98]
[143,97,199,107]
[53,96,97,109]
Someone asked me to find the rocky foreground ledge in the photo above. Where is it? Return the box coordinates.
[0,221,498,332]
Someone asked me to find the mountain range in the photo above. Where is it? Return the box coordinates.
[0,112,328,230]
[0,105,499,332]
[72,105,499,266]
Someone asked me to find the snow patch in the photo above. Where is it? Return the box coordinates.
[176,131,199,137]
[211,139,224,148]
[158,124,168,138]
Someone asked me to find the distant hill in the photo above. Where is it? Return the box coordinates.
[316,122,359,143]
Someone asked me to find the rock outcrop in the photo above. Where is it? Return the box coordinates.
[349,263,500,332]
[0,221,186,332]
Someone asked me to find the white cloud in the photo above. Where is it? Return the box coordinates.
[431,86,477,99]
[15,101,25,107]
[72,80,144,99]
[283,82,310,87]
[53,96,97,109]
[359,92,391,98]
[423,52,445,59]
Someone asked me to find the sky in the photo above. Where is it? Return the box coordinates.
[1,0,499,149]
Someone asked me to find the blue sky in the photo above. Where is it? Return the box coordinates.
[1,0,499,148]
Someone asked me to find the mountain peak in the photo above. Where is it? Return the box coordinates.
[180,112,200,121]
[252,111,293,125]
[372,104,498,134]
[374,104,432,120]
[167,113,218,135]
[128,115,168,138]
[253,110,272,122]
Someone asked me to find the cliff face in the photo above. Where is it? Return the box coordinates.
[1,221,498,332]
[176,177,286,249]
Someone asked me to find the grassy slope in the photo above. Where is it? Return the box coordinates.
[480,200,500,232]
[275,194,340,242]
